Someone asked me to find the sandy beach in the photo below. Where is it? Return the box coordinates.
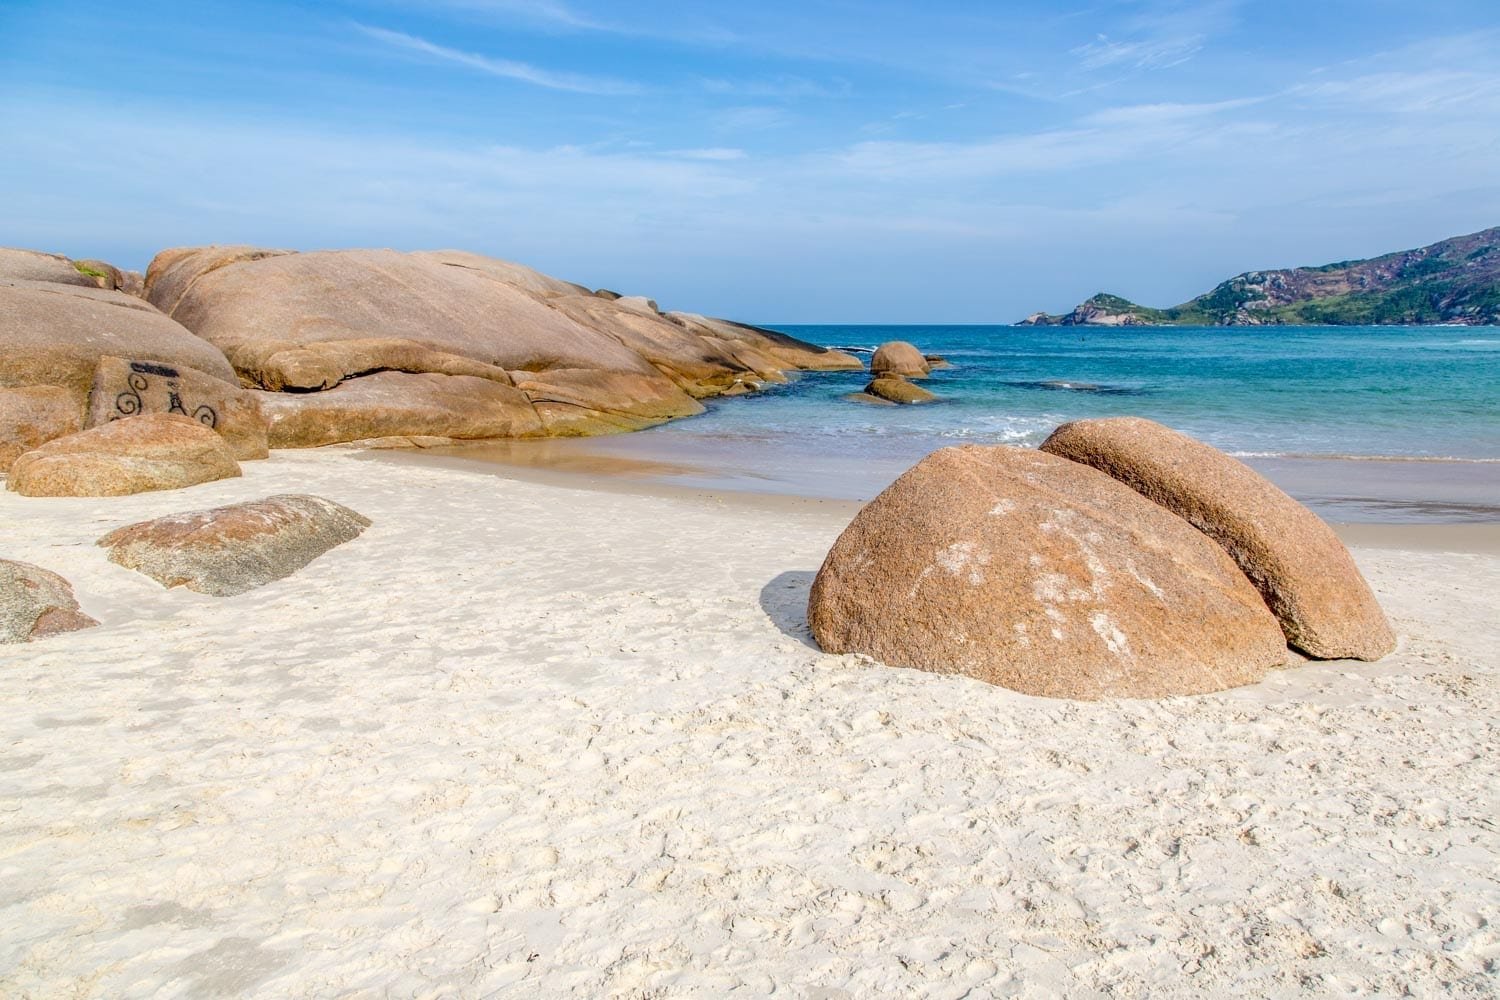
[2,450,1497,997]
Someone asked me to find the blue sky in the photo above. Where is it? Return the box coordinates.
[2,0,1498,321]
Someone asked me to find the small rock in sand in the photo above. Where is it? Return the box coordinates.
[0,558,97,643]
[7,413,241,497]
[98,494,371,596]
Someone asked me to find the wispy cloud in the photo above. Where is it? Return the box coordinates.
[356,24,642,95]
[1071,32,1203,71]
[667,148,747,161]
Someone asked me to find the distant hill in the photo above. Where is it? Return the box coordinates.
[1019,227,1500,326]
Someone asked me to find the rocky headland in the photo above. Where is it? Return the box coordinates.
[0,244,863,478]
[1020,225,1500,326]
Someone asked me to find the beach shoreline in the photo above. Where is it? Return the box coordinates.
[3,449,1497,996]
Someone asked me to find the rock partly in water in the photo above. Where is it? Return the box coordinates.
[1040,417,1396,660]
[843,392,899,406]
[870,341,931,378]
[865,375,936,405]
[0,386,81,473]
[259,371,544,448]
[807,445,1288,700]
[99,494,371,597]
[0,559,98,643]
[7,413,241,497]
[924,354,955,370]
[86,356,268,460]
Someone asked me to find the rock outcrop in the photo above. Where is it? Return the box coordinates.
[99,494,371,597]
[86,356,268,460]
[865,375,936,405]
[7,413,241,497]
[140,246,859,446]
[0,559,97,643]
[260,372,543,447]
[1040,417,1395,660]
[870,341,931,378]
[807,445,1287,700]
[0,386,81,473]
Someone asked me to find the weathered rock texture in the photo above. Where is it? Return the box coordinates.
[7,413,241,497]
[808,445,1287,700]
[99,494,371,596]
[143,246,860,446]
[1040,417,1396,660]
[86,356,268,460]
[866,375,936,405]
[259,372,543,448]
[0,386,81,473]
[0,248,96,288]
[0,559,97,643]
[870,341,931,378]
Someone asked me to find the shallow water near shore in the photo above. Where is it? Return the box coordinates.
[427,324,1499,523]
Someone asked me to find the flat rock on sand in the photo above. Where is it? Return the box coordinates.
[6,413,241,497]
[1041,417,1396,660]
[99,494,371,596]
[808,445,1288,700]
[0,558,97,643]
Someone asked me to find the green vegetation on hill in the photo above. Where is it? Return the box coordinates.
[1020,226,1500,326]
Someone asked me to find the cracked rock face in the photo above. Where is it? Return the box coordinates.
[1041,416,1396,661]
[98,494,371,597]
[807,445,1287,700]
[0,559,97,644]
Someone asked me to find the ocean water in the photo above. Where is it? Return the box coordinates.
[436,325,1500,521]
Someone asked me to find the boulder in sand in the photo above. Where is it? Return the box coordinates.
[1,559,97,643]
[7,413,241,497]
[99,494,371,597]
[87,356,268,460]
[865,375,936,405]
[870,341,931,378]
[808,445,1288,700]
[0,386,81,473]
[1040,417,1395,660]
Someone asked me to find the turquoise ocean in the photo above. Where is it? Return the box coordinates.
[440,326,1500,522]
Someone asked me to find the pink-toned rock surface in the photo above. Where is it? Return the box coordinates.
[808,445,1288,700]
[1041,417,1396,660]
[7,413,241,497]
[0,558,97,643]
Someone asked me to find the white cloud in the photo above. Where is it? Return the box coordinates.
[356,24,642,95]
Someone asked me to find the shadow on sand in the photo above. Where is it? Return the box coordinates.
[758,570,820,650]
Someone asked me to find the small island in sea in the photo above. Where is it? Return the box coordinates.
[1020,226,1500,327]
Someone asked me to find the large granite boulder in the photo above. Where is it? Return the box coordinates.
[259,372,543,448]
[870,341,931,378]
[0,279,235,399]
[0,386,81,473]
[7,413,241,497]
[865,375,936,404]
[99,494,371,596]
[0,248,96,287]
[1,559,98,643]
[145,247,704,429]
[807,445,1287,700]
[142,246,858,442]
[1041,417,1396,660]
[86,356,268,460]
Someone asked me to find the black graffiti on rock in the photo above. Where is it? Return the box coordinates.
[114,361,218,428]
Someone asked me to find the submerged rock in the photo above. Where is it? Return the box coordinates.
[1041,417,1396,660]
[7,413,241,497]
[865,375,936,405]
[99,494,371,597]
[0,559,97,643]
[808,445,1287,700]
[870,341,931,378]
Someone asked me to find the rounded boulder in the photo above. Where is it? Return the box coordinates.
[807,445,1288,700]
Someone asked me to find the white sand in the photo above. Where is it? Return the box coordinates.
[1,451,1497,997]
